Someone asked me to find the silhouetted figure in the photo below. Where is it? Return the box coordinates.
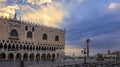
[84,48,87,64]
[20,60,24,67]
[36,59,39,63]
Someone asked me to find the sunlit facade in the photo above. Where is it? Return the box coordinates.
[0,17,65,61]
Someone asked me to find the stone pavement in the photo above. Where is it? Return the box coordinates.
[0,59,119,67]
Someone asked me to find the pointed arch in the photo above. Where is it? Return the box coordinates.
[23,53,28,61]
[4,43,7,49]
[47,54,51,60]
[8,53,14,61]
[43,33,47,40]
[55,35,59,41]
[0,53,6,61]
[29,53,34,61]
[27,31,33,38]
[16,53,21,61]
[10,29,18,37]
[36,53,40,61]
[0,43,3,49]
[41,53,46,61]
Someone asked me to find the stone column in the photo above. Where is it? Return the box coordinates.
[14,53,16,62]
[34,54,36,61]
[6,54,8,61]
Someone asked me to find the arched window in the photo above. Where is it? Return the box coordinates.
[10,29,18,37]
[12,44,15,50]
[29,53,34,61]
[20,44,22,50]
[32,27,34,32]
[23,53,28,61]
[55,35,59,41]
[23,45,26,50]
[33,46,35,50]
[8,44,11,50]
[27,31,33,38]
[30,45,32,50]
[16,53,21,61]
[16,44,19,50]
[43,34,47,40]
[8,53,14,61]
[39,46,41,51]
[36,46,38,51]
[52,54,55,60]
[1,53,6,60]
[27,45,29,50]
[0,43,3,49]
[4,43,7,49]
[25,26,28,30]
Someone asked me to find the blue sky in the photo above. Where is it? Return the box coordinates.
[0,0,120,55]
[60,0,120,55]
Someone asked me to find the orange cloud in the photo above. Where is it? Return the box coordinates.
[0,4,20,18]
[0,0,65,27]
[22,5,64,27]
[0,0,6,2]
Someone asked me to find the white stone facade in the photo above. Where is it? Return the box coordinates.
[0,17,65,61]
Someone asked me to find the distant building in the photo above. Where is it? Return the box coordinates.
[0,16,65,61]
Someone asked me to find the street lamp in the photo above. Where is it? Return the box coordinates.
[81,48,87,64]
[86,38,90,58]
[115,51,118,61]
[84,48,87,64]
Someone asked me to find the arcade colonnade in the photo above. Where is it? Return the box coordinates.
[0,52,61,61]
[0,40,64,61]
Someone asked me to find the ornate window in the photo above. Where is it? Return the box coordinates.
[43,34,47,40]
[10,29,18,37]
[27,31,33,38]
[55,35,59,41]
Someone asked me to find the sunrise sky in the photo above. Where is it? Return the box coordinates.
[0,0,120,56]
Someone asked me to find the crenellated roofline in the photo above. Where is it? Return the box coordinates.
[0,16,65,32]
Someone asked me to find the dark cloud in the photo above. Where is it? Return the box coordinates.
[61,0,120,55]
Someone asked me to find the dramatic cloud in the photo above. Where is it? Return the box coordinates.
[0,0,65,27]
[22,5,64,27]
[1,0,120,55]
[108,3,120,10]
[0,4,20,18]
[27,0,52,5]
[0,0,6,2]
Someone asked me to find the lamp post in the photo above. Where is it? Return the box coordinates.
[72,54,75,60]
[81,48,87,64]
[115,51,117,61]
[84,48,87,64]
[86,38,90,58]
